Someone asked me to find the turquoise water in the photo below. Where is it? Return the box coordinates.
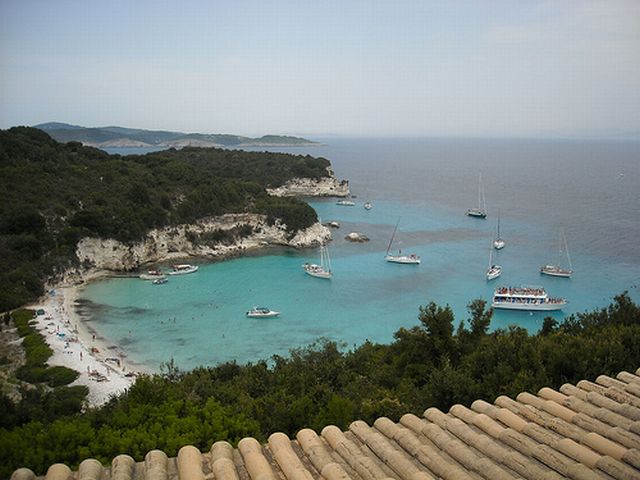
[82,138,640,371]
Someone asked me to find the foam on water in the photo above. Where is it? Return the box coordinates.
[82,138,640,370]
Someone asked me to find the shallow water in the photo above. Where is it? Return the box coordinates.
[82,138,640,371]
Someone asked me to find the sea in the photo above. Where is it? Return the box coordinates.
[78,138,640,372]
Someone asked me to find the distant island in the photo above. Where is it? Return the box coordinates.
[34,122,321,149]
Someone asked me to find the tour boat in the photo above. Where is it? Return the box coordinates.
[246,307,280,318]
[167,264,199,275]
[139,270,166,281]
[541,229,573,278]
[385,219,420,264]
[303,245,332,279]
[336,200,355,206]
[492,286,567,311]
[467,173,487,218]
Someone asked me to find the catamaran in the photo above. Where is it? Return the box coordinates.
[492,286,567,311]
[303,244,333,279]
[385,219,420,264]
[541,229,573,278]
[467,173,487,218]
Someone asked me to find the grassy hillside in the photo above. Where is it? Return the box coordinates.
[0,127,329,311]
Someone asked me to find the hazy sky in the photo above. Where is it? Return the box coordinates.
[1,0,639,138]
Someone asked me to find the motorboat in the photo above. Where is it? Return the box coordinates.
[139,270,166,281]
[167,264,198,275]
[246,307,280,318]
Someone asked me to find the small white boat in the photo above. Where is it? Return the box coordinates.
[139,270,166,281]
[336,200,355,206]
[486,265,502,281]
[303,245,332,279]
[492,286,567,311]
[363,201,373,210]
[541,229,573,278]
[246,307,280,318]
[385,219,420,264]
[167,264,199,275]
[466,173,487,219]
[152,277,168,285]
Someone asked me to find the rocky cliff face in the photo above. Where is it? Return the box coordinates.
[76,214,331,272]
[266,176,350,197]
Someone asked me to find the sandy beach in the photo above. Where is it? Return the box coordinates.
[28,273,149,407]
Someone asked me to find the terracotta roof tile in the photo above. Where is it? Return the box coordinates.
[11,367,640,480]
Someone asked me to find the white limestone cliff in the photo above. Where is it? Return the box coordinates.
[75,214,331,272]
[266,176,350,197]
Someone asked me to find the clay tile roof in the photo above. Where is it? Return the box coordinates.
[11,368,640,480]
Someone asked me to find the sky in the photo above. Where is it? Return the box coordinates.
[1,0,639,138]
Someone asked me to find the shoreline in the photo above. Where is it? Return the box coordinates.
[28,270,149,407]
[20,217,335,407]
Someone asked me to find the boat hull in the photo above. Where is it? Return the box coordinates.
[466,209,487,218]
[492,300,566,311]
[385,255,421,264]
[486,267,502,280]
[246,311,280,318]
[540,265,572,278]
[140,274,166,281]
[167,265,198,275]
[303,264,332,279]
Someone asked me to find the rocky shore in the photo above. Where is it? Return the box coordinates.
[266,176,350,197]
[76,214,330,271]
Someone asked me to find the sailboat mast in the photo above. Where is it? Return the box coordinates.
[386,218,400,254]
[562,229,572,270]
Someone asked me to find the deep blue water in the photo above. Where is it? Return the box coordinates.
[82,138,640,371]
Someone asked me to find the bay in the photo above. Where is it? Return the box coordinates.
[81,138,640,371]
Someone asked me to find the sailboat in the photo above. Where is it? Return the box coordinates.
[385,219,420,264]
[493,213,505,249]
[466,173,487,218]
[303,244,333,279]
[486,243,502,280]
[541,228,573,278]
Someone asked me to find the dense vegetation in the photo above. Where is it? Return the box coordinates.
[1,293,638,476]
[0,127,328,311]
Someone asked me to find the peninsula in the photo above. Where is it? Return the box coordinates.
[35,122,321,149]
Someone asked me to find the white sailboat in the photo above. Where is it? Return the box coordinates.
[385,219,420,264]
[541,228,573,278]
[303,244,333,279]
[493,213,505,249]
[467,173,487,218]
[486,243,502,280]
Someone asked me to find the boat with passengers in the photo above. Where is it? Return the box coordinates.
[492,286,567,311]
